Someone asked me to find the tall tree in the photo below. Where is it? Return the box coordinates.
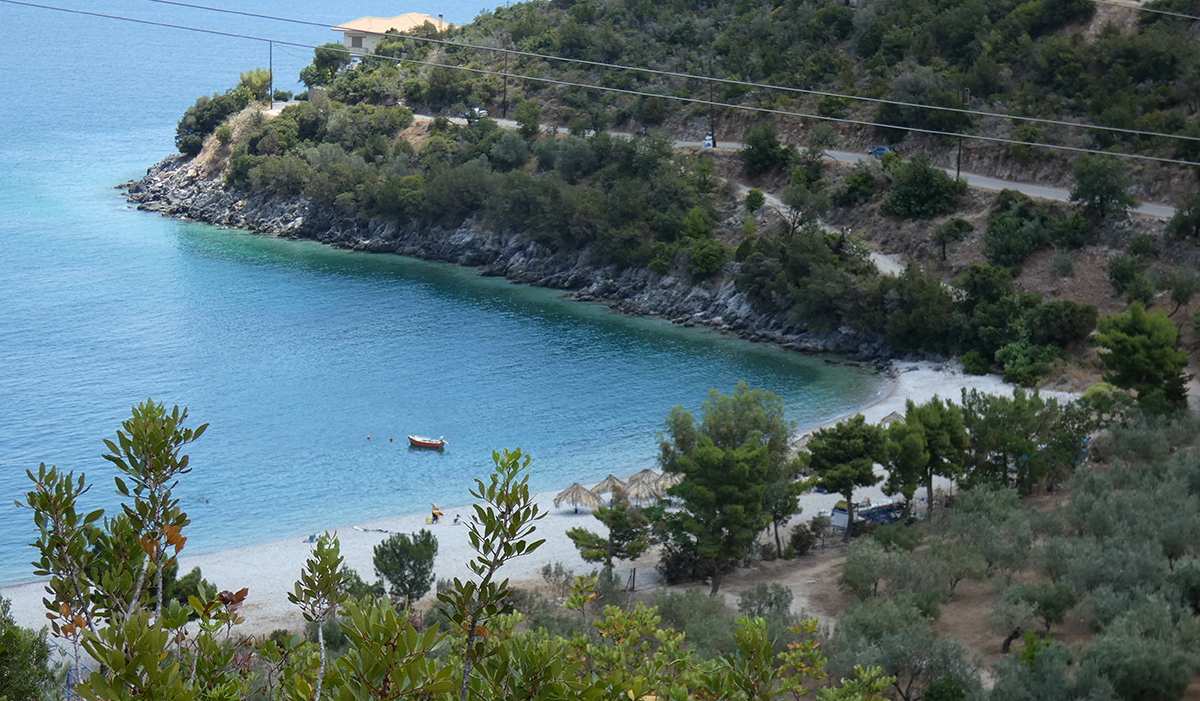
[886,397,966,517]
[1094,302,1190,411]
[667,437,771,594]
[373,529,439,610]
[660,382,799,563]
[1069,153,1138,219]
[566,487,650,589]
[806,415,888,541]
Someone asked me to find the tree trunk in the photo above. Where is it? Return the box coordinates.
[843,493,854,542]
[316,619,327,701]
[1002,628,1022,654]
[709,569,722,595]
[926,473,935,519]
[773,519,783,555]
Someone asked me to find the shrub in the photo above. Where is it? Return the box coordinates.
[960,350,990,375]
[688,239,730,279]
[738,583,794,618]
[650,589,736,659]
[1128,233,1156,258]
[882,152,967,218]
[215,124,233,145]
[1048,212,1090,248]
[833,163,878,207]
[995,339,1060,387]
[1027,300,1097,347]
[788,522,818,557]
[1049,251,1074,277]
[741,122,793,177]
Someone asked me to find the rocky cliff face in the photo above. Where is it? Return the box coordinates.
[122,154,892,364]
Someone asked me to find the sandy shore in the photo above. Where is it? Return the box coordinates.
[0,361,1065,634]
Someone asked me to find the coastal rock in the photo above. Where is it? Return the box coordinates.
[121,155,895,361]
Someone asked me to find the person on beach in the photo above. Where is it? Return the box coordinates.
[453,514,460,525]
[431,503,442,524]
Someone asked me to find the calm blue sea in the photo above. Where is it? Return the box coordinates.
[0,0,882,585]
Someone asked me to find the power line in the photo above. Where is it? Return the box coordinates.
[1,0,310,47]
[6,0,1199,167]
[1088,0,1200,22]
[379,51,1200,166]
[137,0,1200,147]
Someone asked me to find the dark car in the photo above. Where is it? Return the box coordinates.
[868,145,896,159]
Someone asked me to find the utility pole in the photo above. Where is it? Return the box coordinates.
[708,53,716,148]
[502,50,509,118]
[956,87,969,180]
[268,41,274,110]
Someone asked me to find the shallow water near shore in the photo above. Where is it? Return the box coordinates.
[0,0,883,585]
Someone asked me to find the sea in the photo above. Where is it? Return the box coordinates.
[0,0,883,586]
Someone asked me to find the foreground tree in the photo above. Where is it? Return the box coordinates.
[806,415,888,541]
[373,529,438,610]
[22,409,903,701]
[1094,302,1189,411]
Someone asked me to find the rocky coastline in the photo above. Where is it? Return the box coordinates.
[122,154,895,366]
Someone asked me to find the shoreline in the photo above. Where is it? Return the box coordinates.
[0,361,1070,633]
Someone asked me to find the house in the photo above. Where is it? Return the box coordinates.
[332,13,454,57]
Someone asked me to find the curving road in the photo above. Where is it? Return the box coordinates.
[415,114,1176,219]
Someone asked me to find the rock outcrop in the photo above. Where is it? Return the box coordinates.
[122,155,894,364]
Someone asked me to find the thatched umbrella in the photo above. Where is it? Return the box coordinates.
[879,411,905,426]
[591,474,627,496]
[626,468,661,488]
[624,478,663,504]
[554,483,600,512]
[657,471,683,490]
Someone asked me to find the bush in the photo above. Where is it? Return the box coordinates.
[1049,251,1074,277]
[882,152,967,218]
[1048,212,1090,248]
[995,339,1060,387]
[688,239,730,279]
[650,589,736,659]
[960,350,990,375]
[833,163,878,207]
[984,210,1047,268]
[788,523,818,557]
[741,122,793,177]
[737,583,794,618]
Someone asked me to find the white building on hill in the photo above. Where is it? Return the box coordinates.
[332,13,454,56]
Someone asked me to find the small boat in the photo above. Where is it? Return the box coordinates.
[408,435,447,449]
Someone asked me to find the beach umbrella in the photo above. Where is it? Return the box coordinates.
[554,482,601,511]
[624,477,663,504]
[591,474,627,495]
[625,468,661,488]
[657,471,683,490]
[879,411,905,426]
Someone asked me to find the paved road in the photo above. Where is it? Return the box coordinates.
[823,149,1175,219]
[413,114,1175,219]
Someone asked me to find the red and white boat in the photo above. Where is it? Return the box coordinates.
[408,435,447,449]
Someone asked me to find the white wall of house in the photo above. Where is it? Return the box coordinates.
[342,33,384,56]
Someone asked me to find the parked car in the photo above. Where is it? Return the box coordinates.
[868,145,896,159]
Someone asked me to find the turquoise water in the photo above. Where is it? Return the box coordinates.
[0,0,882,585]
